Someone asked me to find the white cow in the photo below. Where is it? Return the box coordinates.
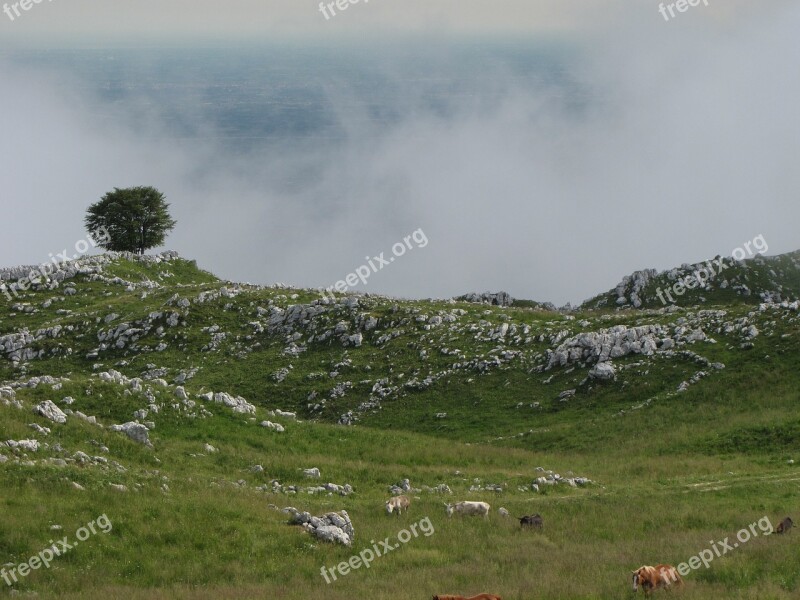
[385,495,411,515]
[445,501,491,519]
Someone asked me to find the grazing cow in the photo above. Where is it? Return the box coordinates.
[632,565,683,595]
[445,501,491,519]
[385,495,411,515]
[433,595,501,600]
[776,517,794,534]
[518,514,543,530]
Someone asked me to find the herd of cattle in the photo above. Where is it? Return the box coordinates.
[384,495,794,596]
[386,497,543,529]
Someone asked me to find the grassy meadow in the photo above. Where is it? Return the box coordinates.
[0,254,798,599]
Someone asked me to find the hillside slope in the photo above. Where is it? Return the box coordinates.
[0,251,799,599]
[1,251,798,448]
[583,250,800,310]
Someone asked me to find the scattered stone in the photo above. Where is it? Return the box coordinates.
[5,439,40,452]
[33,400,67,424]
[29,423,51,435]
[110,422,153,447]
[287,508,354,546]
[201,392,257,415]
[589,362,616,381]
[260,421,285,433]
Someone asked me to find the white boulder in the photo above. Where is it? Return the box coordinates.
[110,422,153,447]
[33,400,67,424]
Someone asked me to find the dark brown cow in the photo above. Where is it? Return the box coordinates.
[776,517,793,534]
[518,514,543,529]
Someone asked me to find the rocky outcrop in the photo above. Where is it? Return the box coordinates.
[457,291,514,307]
[286,508,354,546]
[546,324,672,369]
[613,269,658,308]
[197,392,256,415]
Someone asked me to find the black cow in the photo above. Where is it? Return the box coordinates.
[776,517,794,534]
[518,514,543,530]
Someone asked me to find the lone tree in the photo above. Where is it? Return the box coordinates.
[85,186,177,255]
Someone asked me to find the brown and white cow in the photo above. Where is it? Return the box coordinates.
[385,495,411,515]
[433,595,501,600]
[632,564,683,595]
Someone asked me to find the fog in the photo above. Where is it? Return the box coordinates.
[1,2,799,305]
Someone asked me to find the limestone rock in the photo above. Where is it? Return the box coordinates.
[110,422,153,447]
[33,400,67,424]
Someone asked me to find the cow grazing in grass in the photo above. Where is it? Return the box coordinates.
[632,565,683,595]
[385,495,411,515]
[776,517,793,534]
[433,595,501,600]
[445,501,490,519]
[518,514,543,529]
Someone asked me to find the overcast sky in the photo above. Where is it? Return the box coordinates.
[1,1,799,305]
[0,0,773,41]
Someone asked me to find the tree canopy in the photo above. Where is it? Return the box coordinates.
[85,187,177,255]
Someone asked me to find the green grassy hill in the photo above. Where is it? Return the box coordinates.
[0,251,798,599]
[582,250,800,310]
